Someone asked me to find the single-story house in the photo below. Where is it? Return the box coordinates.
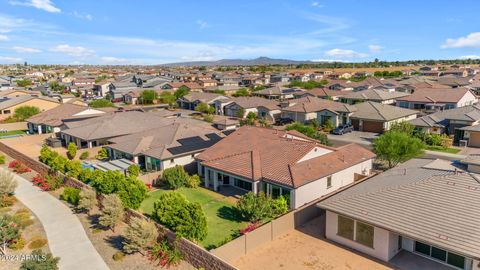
[350,101,418,133]
[106,120,225,171]
[409,105,480,143]
[196,126,375,209]
[0,95,60,120]
[216,97,281,121]
[396,88,477,112]
[280,96,356,126]
[339,89,410,105]
[307,88,347,101]
[317,158,479,270]
[251,86,305,100]
[177,92,229,111]
[27,103,108,134]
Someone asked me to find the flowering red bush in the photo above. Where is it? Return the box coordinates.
[146,183,152,190]
[32,174,51,191]
[239,222,259,235]
[8,160,31,174]
[147,241,182,268]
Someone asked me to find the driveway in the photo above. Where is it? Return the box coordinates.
[9,168,109,270]
[328,131,379,148]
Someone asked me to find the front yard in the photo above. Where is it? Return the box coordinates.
[140,187,247,249]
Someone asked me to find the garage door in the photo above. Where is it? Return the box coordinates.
[469,132,480,147]
[351,119,360,131]
[362,121,384,133]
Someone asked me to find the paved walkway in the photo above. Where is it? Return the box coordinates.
[8,168,110,270]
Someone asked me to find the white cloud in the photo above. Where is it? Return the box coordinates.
[311,2,324,7]
[459,55,480,60]
[326,48,368,58]
[196,20,209,29]
[100,56,129,63]
[9,0,61,13]
[0,29,10,33]
[442,32,480,48]
[0,56,23,62]
[50,44,94,57]
[0,34,9,41]
[72,11,93,21]
[12,46,41,53]
[368,44,383,53]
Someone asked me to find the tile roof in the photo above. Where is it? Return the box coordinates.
[397,87,474,103]
[27,103,106,126]
[317,158,480,259]
[341,89,410,101]
[0,95,59,110]
[282,96,356,113]
[223,96,280,110]
[350,101,417,121]
[197,126,375,188]
[410,105,480,128]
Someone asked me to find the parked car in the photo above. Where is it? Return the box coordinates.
[331,123,353,135]
[274,118,294,126]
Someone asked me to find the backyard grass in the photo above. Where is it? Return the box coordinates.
[140,187,247,249]
[0,130,26,138]
[425,145,461,154]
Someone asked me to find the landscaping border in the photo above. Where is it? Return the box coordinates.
[0,142,237,270]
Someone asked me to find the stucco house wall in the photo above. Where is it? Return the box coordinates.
[293,159,372,208]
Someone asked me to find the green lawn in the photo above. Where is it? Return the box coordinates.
[425,145,461,154]
[140,187,246,249]
[0,130,26,138]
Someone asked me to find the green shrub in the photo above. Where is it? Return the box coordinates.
[162,166,189,189]
[28,237,47,249]
[236,192,274,222]
[9,236,26,250]
[186,174,201,188]
[112,251,125,261]
[79,151,89,160]
[67,142,77,160]
[0,155,5,165]
[96,148,109,160]
[61,187,81,205]
[45,174,63,190]
[127,165,140,178]
[153,192,207,241]
[147,240,183,268]
[20,250,59,270]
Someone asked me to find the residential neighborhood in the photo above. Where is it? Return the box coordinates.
[1,1,480,270]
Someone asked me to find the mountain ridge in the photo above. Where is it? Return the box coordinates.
[161,56,325,66]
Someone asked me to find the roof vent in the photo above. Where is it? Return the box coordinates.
[438,234,449,241]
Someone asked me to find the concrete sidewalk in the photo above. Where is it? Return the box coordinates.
[8,167,110,270]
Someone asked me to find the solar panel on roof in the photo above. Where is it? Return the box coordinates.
[167,140,217,155]
[177,136,205,145]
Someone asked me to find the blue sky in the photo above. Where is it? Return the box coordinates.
[0,0,480,64]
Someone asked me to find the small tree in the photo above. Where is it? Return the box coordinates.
[96,148,109,160]
[236,107,246,118]
[195,102,215,114]
[236,192,273,222]
[159,92,177,109]
[77,188,97,216]
[140,90,157,104]
[389,121,415,136]
[0,170,17,196]
[20,250,60,270]
[89,99,114,108]
[232,88,249,97]
[13,106,40,121]
[0,214,20,255]
[174,86,190,99]
[127,164,140,178]
[116,177,148,209]
[373,131,425,168]
[123,217,158,255]
[99,194,125,232]
[246,111,257,120]
[162,166,189,189]
[67,142,77,160]
[153,192,207,241]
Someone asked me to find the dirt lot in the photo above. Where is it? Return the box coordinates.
[233,217,392,270]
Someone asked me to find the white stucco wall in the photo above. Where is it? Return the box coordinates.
[325,211,394,262]
[293,159,372,208]
[297,147,333,163]
[457,90,478,107]
[383,115,417,130]
[162,154,196,170]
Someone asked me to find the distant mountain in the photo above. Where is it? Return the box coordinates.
[162,57,322,66]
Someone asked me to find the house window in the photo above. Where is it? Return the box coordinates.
[414,241,465,269]
[327,176,332,188]
[355,222,374,248]
[3,110,10,114]
[337,215,354,240]
[234,178,252,191]
[170,159,174,163]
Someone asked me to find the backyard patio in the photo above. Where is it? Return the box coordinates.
[140,187,247,249]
